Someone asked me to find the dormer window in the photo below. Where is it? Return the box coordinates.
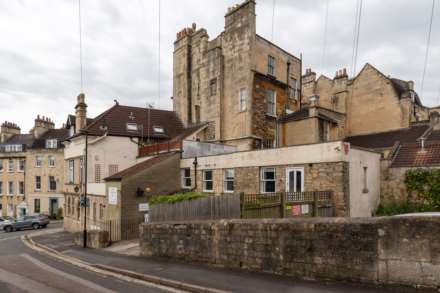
[153,126,164,134]
[126,123,138,132]
[45,139,58,149]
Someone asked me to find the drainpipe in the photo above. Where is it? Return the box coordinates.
[299,53,303,110]
[82,130,89,248]
[192,156,198,191]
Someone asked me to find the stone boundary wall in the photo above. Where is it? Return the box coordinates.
[140,217,440,288]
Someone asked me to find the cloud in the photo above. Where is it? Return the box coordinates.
[0,0,439,131]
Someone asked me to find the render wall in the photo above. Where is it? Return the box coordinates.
[281,118,318,146]
[140,216,440,288]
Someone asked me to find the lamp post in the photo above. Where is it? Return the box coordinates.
[81,130,89,248]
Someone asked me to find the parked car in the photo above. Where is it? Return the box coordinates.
[0,217,12,230]
[3,214,50,232]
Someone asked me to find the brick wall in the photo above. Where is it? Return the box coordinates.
[140,216,440,288]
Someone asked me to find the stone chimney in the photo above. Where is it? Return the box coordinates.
[75,93,87,134]
[430,112,440,130]
[334,68,348,79]
[31,115,55,139]
[225,0,256,32]
[308,95,319,117]
[0,121,20,143]
[408,81,414,91]
[302,68,317,84]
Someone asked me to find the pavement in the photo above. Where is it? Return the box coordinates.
[27,229,436,293]
[0,223,176,293]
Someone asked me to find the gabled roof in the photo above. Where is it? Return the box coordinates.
[391,142,440,168]
[345,124,430,149]
[78,104,185,140]
[104,153,176,181]
[32,129,70,149]
[66,114,94,128]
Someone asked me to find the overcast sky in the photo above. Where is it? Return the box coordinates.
[0,0,439,131]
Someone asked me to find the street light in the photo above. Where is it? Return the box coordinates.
[80,129,89,248]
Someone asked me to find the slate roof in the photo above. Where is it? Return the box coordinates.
[32,128,70,149]
[345,124,430,149]
[80,104,185,140]
[391,142,440,168]
[281,108,309,122]
[66,114,94,127]
[104,153,176,181]
[0,134,34,148]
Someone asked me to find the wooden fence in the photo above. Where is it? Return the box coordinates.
[150,193,241,222]
[149,191,334,222]
[241,191,334,219]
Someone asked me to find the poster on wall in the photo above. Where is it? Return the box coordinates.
[108,187,118,205]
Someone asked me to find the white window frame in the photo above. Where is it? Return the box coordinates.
[8,159,13,172]
[48,176,56,191]
[289,77,298,99]
[7,181,13,195]
[266,90,276,116]
[223,169,235,193]
[126,123,138,132]
[181,168,192,189]
[267,55,275,76]
[17,181,24,195]
[18,159,25,172]
[260,167,276,193]
[153,126,165,134]
[45,139,58,149]
[35,176,41,191]
[202,170,214,193]
[285,167,304,193]
[68,160,74,184]
[35,155,42,168]
[48,155,55,167]
[239,88,247,112]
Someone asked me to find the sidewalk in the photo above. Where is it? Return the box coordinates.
[29,231,428,293]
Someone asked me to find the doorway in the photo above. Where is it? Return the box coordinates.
[49,198,58,217]
[285,167,304,193]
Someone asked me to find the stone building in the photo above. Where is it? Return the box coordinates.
[180,141,381,217]
[0,122,29,217]
[297,63,431,139]
[173,0,302,150]
[0,117,68,218]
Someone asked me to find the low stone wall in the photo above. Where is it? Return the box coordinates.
[140,217,440,288]
[74,230,110,249]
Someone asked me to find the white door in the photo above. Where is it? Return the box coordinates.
[285,167,304,193]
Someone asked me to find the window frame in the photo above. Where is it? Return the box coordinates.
[266,89,276,116]
[289,77,298,99]
[68,160,74,184]
[223,169,235,193]
[181,168,192,189]
[260,167,276,193]
[7,181,14,195]
[48,155,55,167]
[267,55,275,76]
[17,181,24,195]
[285,167,304,193]
[17,159,25,172]
[8,159,13,172]
[48,176,56,191]
[45,139,58,149]
[35,176,41,191]
[34,199,41,214]
[126,123,138,132]
[35,155,43,168]
[202,170,214,193]
[95,164,101,183]
[239,88,247,112]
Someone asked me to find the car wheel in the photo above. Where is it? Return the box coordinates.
[5,226,12,233]
[32,223,40,230]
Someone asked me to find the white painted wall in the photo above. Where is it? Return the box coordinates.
[348,148,381,217]
[64,135,140,196]
[181,141,346,169]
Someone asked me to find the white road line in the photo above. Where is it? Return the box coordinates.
[20,253,118,293]
[0,267,63,293]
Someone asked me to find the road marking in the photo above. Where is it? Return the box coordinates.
[0,267,63,293]
[20,253,118,293]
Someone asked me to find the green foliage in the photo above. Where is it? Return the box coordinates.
[56,207,64,220]
[375,202,438,216]
[149,192,207,205]
[405,169,440,207]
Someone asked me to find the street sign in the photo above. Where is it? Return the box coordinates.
[108,187,118,205]
[139,203,149,212]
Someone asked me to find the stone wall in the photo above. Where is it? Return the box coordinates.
[140,217,440,288]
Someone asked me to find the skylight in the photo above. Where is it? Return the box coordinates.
[153,126,164,134]
[126,123,138,131]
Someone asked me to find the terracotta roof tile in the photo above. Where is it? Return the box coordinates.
[391,142,440,168]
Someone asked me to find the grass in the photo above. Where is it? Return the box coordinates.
[149,192,207,205]
[375,202,439,216]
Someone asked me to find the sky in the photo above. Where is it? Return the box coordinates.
[0,0,439,132]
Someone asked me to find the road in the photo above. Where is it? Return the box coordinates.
[0,223,173,293]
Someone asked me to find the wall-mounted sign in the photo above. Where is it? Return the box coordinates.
[108,187,118,205]
[139,203,150,212]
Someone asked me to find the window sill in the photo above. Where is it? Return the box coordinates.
[203,190,214,193]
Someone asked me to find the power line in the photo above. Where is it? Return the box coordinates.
[78,0,84,93]
[271,0,276,42]
[321,0,330,70]
[157,0,161,103]
[350,0,363,77]
[420,0,436,98]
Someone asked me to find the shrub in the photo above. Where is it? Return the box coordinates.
[149,192,207,205]
[405,169,440,207]
[375,202,438,216]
